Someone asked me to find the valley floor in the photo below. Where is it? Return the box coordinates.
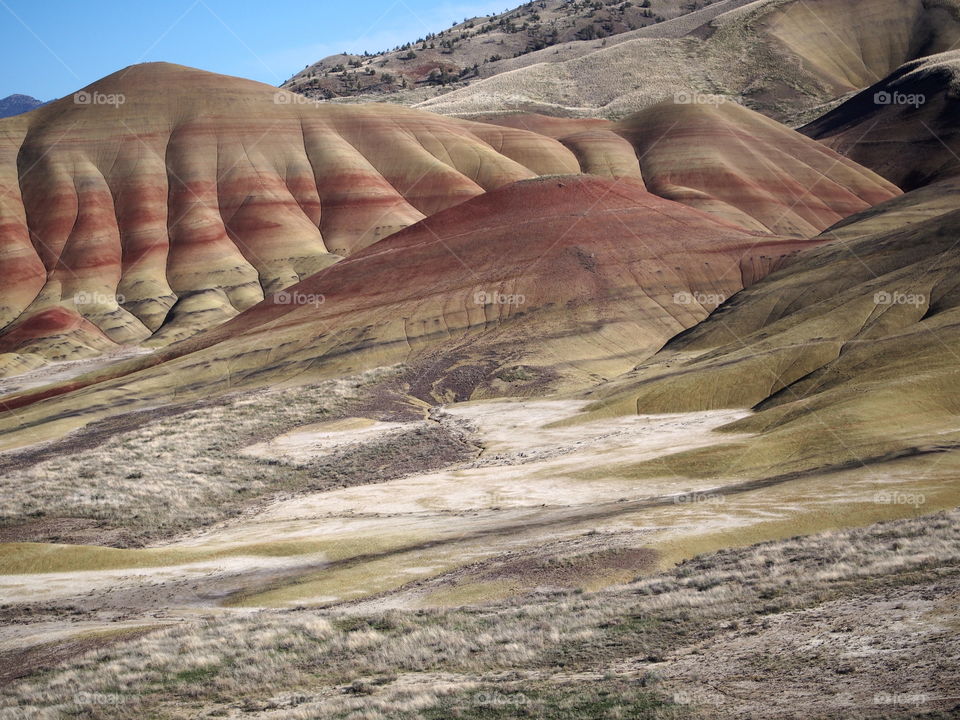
[2,510,957,719]
[0,369,957,718]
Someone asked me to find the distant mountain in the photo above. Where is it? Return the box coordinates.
[0,94,44,118]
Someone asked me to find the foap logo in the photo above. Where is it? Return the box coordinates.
[274,290,325,307]
[273,91,314,105]
[473,691,530,708]
[74,291,125,305]
[673,291,726,306]
[673,90,727,106]
[873,290,926,307]
[474,290,525,306]
[874,490,926,508]
[673,492,725,506]
[74,90,125,107]
[673,690,723,706]
[270,692,312,707]
[74,692,130,707]
[874,692,929,707]
[874,91,925,108]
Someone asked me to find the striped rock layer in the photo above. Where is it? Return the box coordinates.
[0,175,826,443]
[0,63,898,372]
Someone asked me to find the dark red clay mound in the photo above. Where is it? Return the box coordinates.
[1,176,823,427]
[158,175,813,349]
[0,308,113,353]
[802,50,960,191]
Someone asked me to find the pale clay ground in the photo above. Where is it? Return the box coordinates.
[0,348,153,397]
[1,398,953,656]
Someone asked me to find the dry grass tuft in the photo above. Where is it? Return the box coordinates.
[0,367,403,544]
[2,509,957,718]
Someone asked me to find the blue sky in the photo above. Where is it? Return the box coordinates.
[0,0,510,99]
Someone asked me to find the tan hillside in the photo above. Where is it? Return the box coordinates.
[613,100,899,236]
[0,64,897,377]
[583,177,960,481]
[0,174,822,448]
[281,0,736,101]
[803,49,960,190]
[412,0,960,121]
[0,63,585,370]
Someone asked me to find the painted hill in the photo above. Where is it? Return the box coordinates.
[613,100,899,236]
[0,63,584,365]
[582,177,960,483]
[0,63,897,376]
[803,50,960,190]
[477,101,901,237]
[0,174,825,448]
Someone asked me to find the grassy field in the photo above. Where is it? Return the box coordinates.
[2,509,957,719]
[0,367,475,546]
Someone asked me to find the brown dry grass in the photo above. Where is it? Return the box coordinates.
[0,367,414,545]
[2,509,957,719]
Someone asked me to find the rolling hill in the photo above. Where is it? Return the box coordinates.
[0,173,823,448]
[803,49,960,190]
[412,0,960,121]
[282,0,737,101]
[0,63,582,368]
[0,63,896,379]
[582,176,960,485]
